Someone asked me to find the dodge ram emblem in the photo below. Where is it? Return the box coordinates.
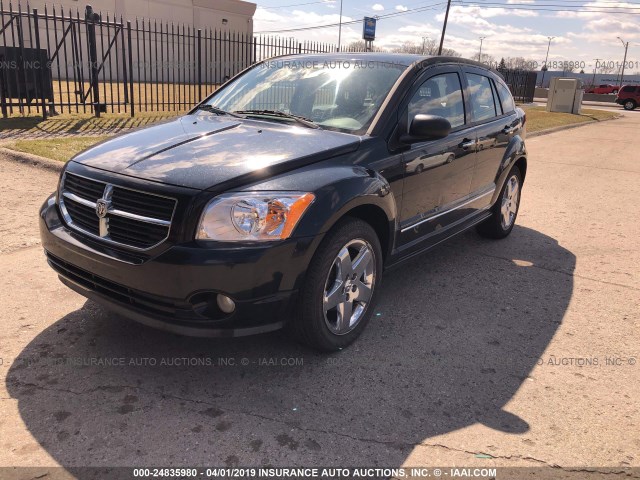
[95,199,109,218]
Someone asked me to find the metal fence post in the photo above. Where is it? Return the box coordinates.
[197,28,202,101]
[85,5,101,117]
[32,8,47,120]
[127,21,135,117]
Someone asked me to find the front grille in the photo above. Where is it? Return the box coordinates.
[60,172,177,250]
[64,173,105,201]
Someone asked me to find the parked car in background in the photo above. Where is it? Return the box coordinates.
[586,84,620,95]
[616,85,640,110]
[40,53,527,351]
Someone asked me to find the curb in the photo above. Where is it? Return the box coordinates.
[0,147,63,173]
[528,114,621,138]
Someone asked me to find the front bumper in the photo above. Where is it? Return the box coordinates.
[39,194,322,337]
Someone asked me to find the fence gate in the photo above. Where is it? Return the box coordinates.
[0,2,340,119]
[498,68,538,104]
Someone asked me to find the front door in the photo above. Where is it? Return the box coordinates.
[398,69,477,248]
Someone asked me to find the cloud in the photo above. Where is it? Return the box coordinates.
[372,3,385,10]
[507,0,535,3]
[395,4,408,11]
[435,4,539,23]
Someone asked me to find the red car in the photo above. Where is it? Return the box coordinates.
[586,84,620,95]
[616,84,640,110]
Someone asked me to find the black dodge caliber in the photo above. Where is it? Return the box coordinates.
[40,53,527,351]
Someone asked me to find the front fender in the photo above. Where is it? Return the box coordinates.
[245,165,398,254]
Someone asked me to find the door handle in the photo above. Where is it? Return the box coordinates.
[459,138,476,150]
[502,125,517,135]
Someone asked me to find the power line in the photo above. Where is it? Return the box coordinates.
[256,0,640,35]
[255,1,451,33]
[462,0,640,11]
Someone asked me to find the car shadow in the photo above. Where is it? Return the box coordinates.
[7,225,575,469]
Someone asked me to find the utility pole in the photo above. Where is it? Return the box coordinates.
[617,37,629,87]
[437,0,452,55]
[479,36,486,62]
[540,36,555,87]
[337,0,344,52]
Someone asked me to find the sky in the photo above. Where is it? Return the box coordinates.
[253,0,640,73]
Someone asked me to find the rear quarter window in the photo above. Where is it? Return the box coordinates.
[495,80,516,114]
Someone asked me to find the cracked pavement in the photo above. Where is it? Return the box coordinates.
[0,110,638,477]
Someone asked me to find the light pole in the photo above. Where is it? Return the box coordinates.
[478,36,486,63]
[422,36,430,55]
[540,36,555,87]
[591,59,600,90]
[337,0,343,52]
[617,37,629,87]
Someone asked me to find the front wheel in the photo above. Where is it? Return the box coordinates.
[624,100,637,110]
[290,218,383,351]
[476,166,522,239]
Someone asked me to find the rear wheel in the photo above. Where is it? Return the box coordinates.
[290,218,383,351]
[624,99,637,110]
[476,166,522,239]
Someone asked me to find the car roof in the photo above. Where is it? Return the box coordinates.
[266,52,499,74]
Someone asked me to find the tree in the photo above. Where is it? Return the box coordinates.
[391,39,460,57]
[498,57,506,70]
[503,56,537,71]
[473,53,495,66]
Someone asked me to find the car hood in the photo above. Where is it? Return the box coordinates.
[71,113,362,190]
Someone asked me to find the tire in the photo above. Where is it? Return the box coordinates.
[476,165,522,239]
[290,217,383,351]
[612,90,618,95]
[624,100,637,111]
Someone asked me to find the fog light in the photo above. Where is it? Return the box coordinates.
[216,294,236,314]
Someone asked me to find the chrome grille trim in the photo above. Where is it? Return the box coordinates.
[59,172,177,251]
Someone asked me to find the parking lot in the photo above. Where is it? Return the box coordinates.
[0,110,638,475]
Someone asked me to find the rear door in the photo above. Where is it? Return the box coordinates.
[398,67,477,247]
[462,68,520,204]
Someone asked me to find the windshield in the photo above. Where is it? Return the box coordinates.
[204,59,407,133]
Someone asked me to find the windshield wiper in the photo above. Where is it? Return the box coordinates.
[196,104,244,118]
[233,109,320,129]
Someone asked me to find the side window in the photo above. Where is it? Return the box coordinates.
[408,72,465,129]
[466,73,498,122]
[495,80,516,114]
[621,85,635,93]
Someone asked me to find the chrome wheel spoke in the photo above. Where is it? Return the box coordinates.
[352,245,372,278]
[335,246,353,278]
[354,280,372,303]
[336,300,353,333]
[324,282,344,310]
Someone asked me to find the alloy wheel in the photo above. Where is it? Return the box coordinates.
[323,239,376,335]
[500,175,520,230]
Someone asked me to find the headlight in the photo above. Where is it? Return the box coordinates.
[196,192,315,241]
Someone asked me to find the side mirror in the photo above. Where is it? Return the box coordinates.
[401,114,452,143]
